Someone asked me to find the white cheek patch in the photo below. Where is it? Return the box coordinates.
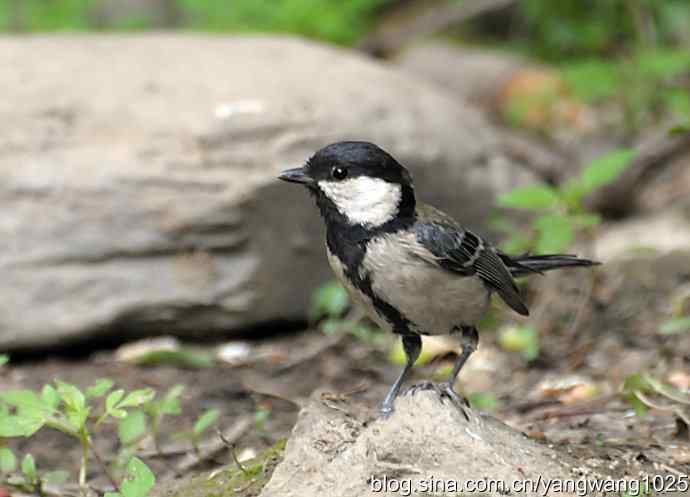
[319,177,402,227]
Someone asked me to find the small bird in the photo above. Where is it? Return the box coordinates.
[279,141,598,416]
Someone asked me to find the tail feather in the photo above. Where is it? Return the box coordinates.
[500,253,600,278]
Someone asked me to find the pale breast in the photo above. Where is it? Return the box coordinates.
[326,246,393,333]
[363,232,491,335]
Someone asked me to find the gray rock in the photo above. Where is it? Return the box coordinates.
[0,35,544,350]
[258,388,611,497]
[397,42,525,108]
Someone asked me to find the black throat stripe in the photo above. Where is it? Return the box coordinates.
[325,216,417,337]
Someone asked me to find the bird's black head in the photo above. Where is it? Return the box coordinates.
[278,141,416,231]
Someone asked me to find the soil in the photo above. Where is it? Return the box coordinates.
[2,259,690,494]
[0,312,690,494]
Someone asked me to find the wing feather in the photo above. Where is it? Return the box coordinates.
[413,212,529,316]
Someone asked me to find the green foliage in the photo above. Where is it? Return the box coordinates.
[0,378,162,494]
[497,148,635,254]
[105,457,156,497]
[174,407,221,451]
[658,316,690,335]
[622,373,653,417]
[517,0,690,60]
[21,454,37,485]
[128,348,216,369]
[193,408,220,436]
[468,392,500,411]
[0,448,17,474]
[0,0,387,45]
[310,281,349,321]
[118,410,148,445]
[620,372,690,419]
[498,325,540,361]
[561,48,690,132]
[497,185,560,210]
[254,406,272,432]
[669,122,690,135]
[311,280,388,347]
[0,354,8,366]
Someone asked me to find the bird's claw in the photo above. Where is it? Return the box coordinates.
[378,404,394,420]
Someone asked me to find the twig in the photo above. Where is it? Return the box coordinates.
[173,416,252,474]
[89,440,119,492]
[586,129,690,217]
[522,394,619,421]
[221,437,250,477]
[276,333,345,372]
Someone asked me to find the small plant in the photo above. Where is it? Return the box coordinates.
[622,372,690,434]
[104,457,156,497]
[496,148,636,254]
[498,325,540,361]
[658,316,690,336]
[174,408,221,454]
[0,378,159,495]
[310,281,387,347]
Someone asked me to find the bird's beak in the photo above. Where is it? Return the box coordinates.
[278,166,314,185]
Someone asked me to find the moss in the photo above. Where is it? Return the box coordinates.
[157,439,287,497]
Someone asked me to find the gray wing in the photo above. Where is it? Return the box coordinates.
[414,220,529,316]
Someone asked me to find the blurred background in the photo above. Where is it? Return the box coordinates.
[1,0,689,493]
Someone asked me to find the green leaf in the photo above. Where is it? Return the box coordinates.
[622,373,653,394]
[560,177,588,208]
[0,390,46,411]
[41,385,61,410]
[119,389,156,409]
[56,381,90,430]
[55,381,86,413]
[321,318,343,335]
[159,385,184,416]
[42,470,70,485]
[310,281,350,320]
[468,392,500,411]
[0,354,8,366]
[104,493,123,497]
[658,317,690,335]
[0,390,51,431]
[580,149,636,193]
[254,408,271,430]
[0,447,17,473]
[571,213,601,227]
[106,390,126,412]
[497,185,560,210]
[120,457,155,497]
[21,454,37,482]
[669,122,690,136]
[0,414,46,437]
[130,349,215,369]
[119,410,148,445]
[534,214,574,253]
[193,408,220,435]
[86,378,115,398]
[627,393,648,417]
[499,326,540,361]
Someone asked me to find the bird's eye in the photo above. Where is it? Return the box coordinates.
[331,166,348,181]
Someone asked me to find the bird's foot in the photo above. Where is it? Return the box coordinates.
[439,382,470,407]
[403,381,472,420]
[378,404,394,420]
[403,380,443,396]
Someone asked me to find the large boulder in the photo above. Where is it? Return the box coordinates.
[0,35,546,350]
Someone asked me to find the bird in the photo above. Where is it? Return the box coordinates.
[278,141,598,416]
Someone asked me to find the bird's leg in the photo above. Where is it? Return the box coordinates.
[380,334,421,417]
[440,326,478,405]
